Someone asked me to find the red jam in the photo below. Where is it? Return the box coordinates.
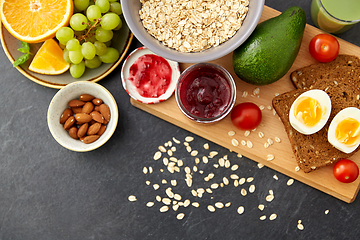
[179,66,232,119]
[128,54,172,98]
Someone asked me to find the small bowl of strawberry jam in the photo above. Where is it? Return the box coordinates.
[121,46,180,104]
[175,63,236,123]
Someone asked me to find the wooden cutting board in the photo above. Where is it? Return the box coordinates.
[130,5,360,203]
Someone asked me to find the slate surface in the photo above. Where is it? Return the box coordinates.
[0,0,360,239]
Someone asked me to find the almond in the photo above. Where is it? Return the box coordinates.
[68,126,78,139]
[97,124,106,136]
[68,99,85,108]
[82,102,94,114]
[77,123,89,138]
[79,94,95,102]
[71,107,83,114]
[90,111,104,123]
[63,116,75,130]
[75,113,92,123]
[82,135,100,144]
[87,122,101,135]
[60,108,73,124]
[92,98,103,106]
[99,104,111,122]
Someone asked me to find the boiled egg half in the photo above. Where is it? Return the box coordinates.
[289,89,331,135]
[328,107,360,154]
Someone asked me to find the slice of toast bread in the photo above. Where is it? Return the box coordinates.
[273,78,360,173]
[290,55,360,89]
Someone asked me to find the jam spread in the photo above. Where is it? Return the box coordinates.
[179,66,231,119]
[128,54,172,98]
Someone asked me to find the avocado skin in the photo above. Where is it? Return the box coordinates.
[233,6,306,86]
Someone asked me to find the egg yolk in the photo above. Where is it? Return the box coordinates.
[294,96,322,127]
[335,117,360,146]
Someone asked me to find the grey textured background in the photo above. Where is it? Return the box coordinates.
[1,0,360,239]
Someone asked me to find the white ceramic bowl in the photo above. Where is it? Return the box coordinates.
[47,81,118,152]
[121,46,180,104]
[120,0,265,63]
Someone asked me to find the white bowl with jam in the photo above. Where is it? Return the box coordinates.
[175,63,236,123]
[121,46,180,104]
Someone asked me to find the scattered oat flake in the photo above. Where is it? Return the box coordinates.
[325,210,329,215]
[149,166,153,174]
[241,140,246,146]
[239,178,246,185]
[153,184,160,190]
[231,164,239,171]
[258,132,265,138]
[211,183,219,189]
[237,206,245,214]
[177,213,185,220]
[234,180,239,187]
[260,215,266,221]
[162,179,167,184]
[193,165,198,172]
[185,136,194,142]
[246,140,253,148]
[204,143,209,149]
[128,195,137,202]
[156,195,161,202]
[266,194,274,202]
[258,163,264,169]
[159,146,166,152]
[184,199,191,207]
[215,202,224,209]
[269,213,277,220]
[154,151,161,160]
[273,175,278,180]
[219,158,225,167]
[244,130,251,137]
[297,223,304,230]
[287,179,294,186]
[247,177,254,183]
[162,198,171,205]
[146,202,154,207]
[195,157,200,164]
[186,146,192,153]
[275,137,281,143]
[178,159,183,167]
[223,177,229,185]
[191,150,198,156]
[267,154,275,161]
[295,166,300,172]
[241,188,247,196]
[228,131,236,136]
[237,153,243,158]
[258,204,264,211]
[232,139,239,146]
[207,205,216,212]
[172,137,180,144]
[160,206,169,213]
[225,160,230,168]
[202,156,209,164]
[230,174,239,180]
[209,151,218,158]
[249,184,255,193]
[225,202,231,207]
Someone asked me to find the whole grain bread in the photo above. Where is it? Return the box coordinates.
[273,78,360,173]
[290,55,360,89]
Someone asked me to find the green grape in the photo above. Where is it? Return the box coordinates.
[100,13,121,30]
[69,49,84,64]
[66,39,81,51]
[95,0,110,13]
[94,41,107,56]
[85,56,102,68]
[104,40,112,47]
[81,42,96,60]
[63,49,71,63]
[70,62,86,78]
[95,27,113,42]
[86,5,102,22]
[70,13,88,31]
[113,19,122,31]
[56,27,74,43]
[98,47,119,63]
[74,0,89,11]
[109,2,122,15]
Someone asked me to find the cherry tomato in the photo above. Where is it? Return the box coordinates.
[231,102,262,130]
[309,34,340,63]
[333,159,359,183]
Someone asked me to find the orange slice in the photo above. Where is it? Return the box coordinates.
[29,38,70,75]
[0,0,73,43]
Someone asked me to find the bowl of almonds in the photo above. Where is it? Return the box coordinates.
[121,0,265,63]
[47,81,118,152]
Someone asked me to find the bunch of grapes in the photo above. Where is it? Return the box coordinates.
[56,0,123,78]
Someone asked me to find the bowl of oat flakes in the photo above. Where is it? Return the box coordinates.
[120,0,265,63]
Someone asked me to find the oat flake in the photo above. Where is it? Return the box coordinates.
[237,206,245,214]
[269,213,277,220]
[207,205,216,212]
[159,206,169,213]
[128,195,137,202]
[177,213,185,220]
[154,151,162,160]
[287,179,294,186]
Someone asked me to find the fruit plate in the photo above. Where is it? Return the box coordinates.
[0,16,133,89]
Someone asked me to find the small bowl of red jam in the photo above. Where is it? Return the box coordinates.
[175,63,236,123]
[121,46,180,104]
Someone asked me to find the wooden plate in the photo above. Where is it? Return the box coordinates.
[131,6,360,203]
[0,17,133,89]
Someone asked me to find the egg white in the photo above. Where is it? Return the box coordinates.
[289,89,332,135]
[328,107,360,154]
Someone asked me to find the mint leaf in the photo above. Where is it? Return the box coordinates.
[13,53,30,67]
[13,41,31,67]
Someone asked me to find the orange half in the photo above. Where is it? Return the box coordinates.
[29,38,70,75]
[0,0,73,43]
